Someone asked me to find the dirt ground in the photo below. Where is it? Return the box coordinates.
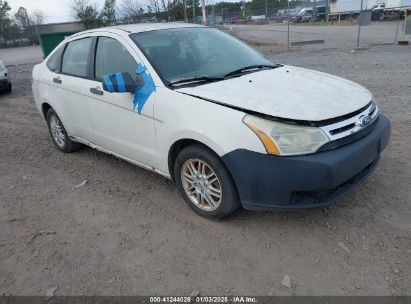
[0,41,410,296]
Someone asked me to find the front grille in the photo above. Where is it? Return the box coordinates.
[329,123,356,135]
[318,115,379,152]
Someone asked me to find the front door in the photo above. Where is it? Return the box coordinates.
[84,34,157,169]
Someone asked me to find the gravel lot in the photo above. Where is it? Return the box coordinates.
[0,45,43,66]
[228,22,406,49]
[0,33,410,296]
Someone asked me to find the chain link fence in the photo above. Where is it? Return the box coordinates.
[0,32,37,48]
[203,2,410,50]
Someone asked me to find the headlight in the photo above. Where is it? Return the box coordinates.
[243,115,330,156]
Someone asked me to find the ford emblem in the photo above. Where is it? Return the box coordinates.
[357,115,372,127]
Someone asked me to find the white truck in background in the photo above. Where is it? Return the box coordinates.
[370,0,411,20]
[329,0,410,21]
[329,0,361,21]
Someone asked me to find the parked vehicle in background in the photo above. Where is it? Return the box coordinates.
[229,16,242,24]
[371,1,411,20]
[0,61,12,94]
[32,23,391,219]
[292,6,327,23]
[273,8,298,23]
[292,8,313,22]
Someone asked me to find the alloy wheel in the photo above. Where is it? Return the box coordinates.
[181,158,222,211]
[49,114,66,149]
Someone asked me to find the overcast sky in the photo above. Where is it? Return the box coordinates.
[8,0,107,23]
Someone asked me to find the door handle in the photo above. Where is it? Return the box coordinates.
[53,77,62,84]
[90,87,103,95]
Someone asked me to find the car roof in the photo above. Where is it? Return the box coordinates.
[77,22,205,36]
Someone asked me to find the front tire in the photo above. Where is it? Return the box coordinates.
[4,83,12,93]
[46,108,82,153]
[174,144,241,219]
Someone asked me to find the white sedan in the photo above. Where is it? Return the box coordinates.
[32,23,390,219]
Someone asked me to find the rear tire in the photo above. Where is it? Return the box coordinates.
[174,144,241,219]
[46,108,82,153]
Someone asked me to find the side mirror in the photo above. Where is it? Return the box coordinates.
[102,72,136,93]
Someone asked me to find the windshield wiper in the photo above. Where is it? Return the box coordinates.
[168,76,224,87]
[223,64,281,78]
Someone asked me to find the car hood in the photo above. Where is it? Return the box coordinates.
[175,65,372,122]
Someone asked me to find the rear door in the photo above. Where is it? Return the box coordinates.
[82,34,157,169]
[50,37,95,140]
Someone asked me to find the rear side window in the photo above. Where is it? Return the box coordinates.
[62,38,92,77]
[94,37,137,80]
[46,45,65,72]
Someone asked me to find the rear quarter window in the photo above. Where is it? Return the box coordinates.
[46,45,65,73]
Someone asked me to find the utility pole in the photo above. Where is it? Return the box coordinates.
[201,0,207,25]
[265,0,268,18]
[326,0,330,25]
[212,5,215,26]
[287,0,290,50]
[356,0,364,47]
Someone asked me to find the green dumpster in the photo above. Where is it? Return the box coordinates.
[37,22,85,58]
[38,31,80,58]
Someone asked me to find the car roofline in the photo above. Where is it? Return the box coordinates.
[68,22,207,39]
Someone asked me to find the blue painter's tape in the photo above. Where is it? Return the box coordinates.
[103,74,114,93]
[115,72,126,93]
[133,64,156,114]
[136,65,146,74]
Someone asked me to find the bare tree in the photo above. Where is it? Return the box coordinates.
[14,7,31,28]
[32,9,45,25]
[0,0,12,33]
[161,0,171,19]
[13,7,45,44]
[148,0,162,20]
[71,0,99,29]
[14,7,38,43]
[101,0,116,26]
[119,0,143,23]
[71,0,87,21]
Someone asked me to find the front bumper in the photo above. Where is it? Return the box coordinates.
[222,114,391,210]
[0,78,10,90]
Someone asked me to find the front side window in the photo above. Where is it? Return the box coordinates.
[61,38,92,77]
[130,27,272,84]
[94,37,137,80]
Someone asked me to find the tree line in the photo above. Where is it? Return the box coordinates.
[72,0,306,29]
[0,0,44,46]
[71,0,205,28]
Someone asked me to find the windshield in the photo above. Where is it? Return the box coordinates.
[130,27,273,84]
